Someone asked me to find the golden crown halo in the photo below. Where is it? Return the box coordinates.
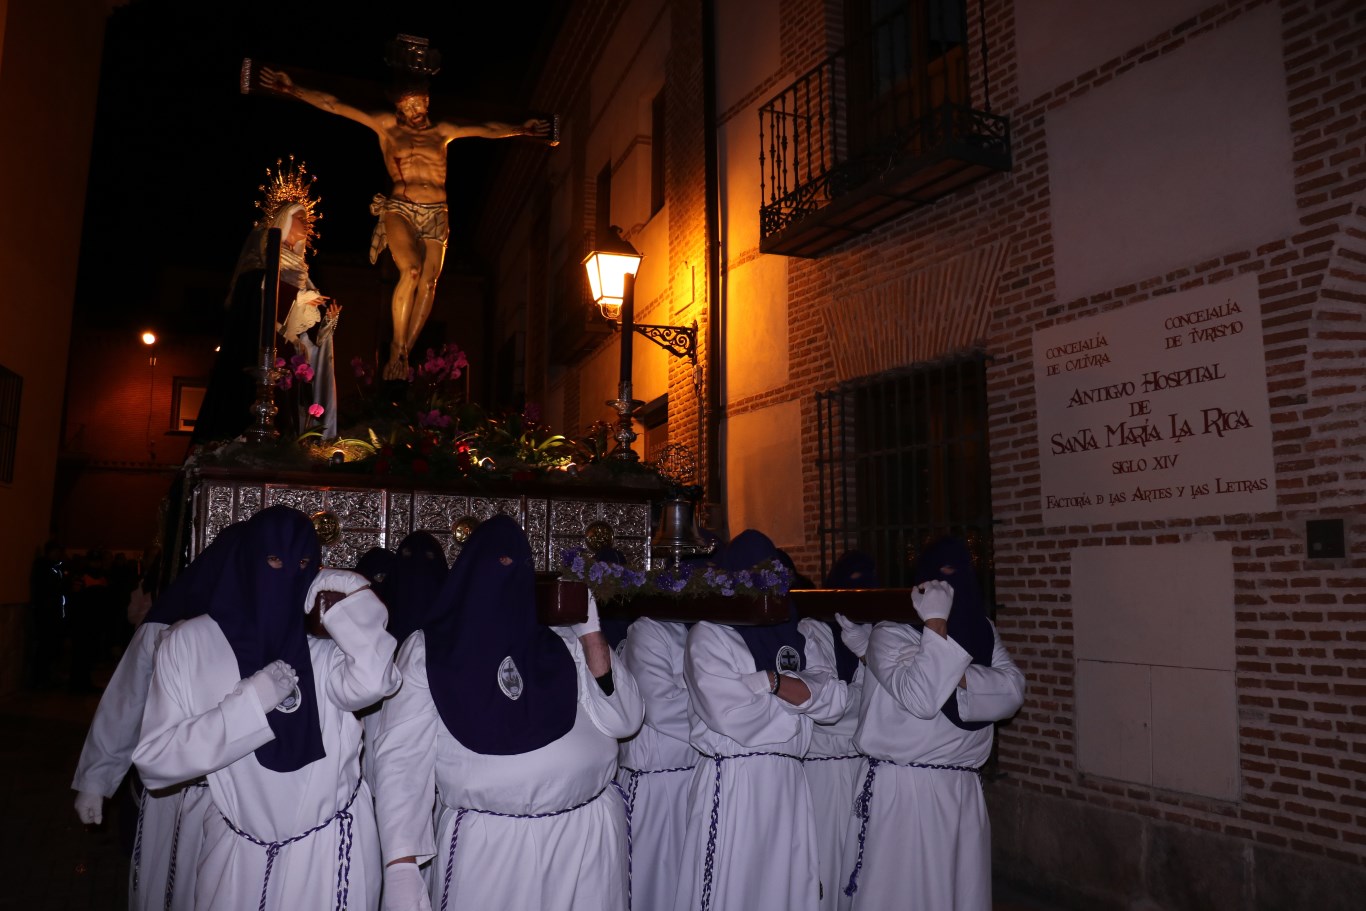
[254,155,322,250]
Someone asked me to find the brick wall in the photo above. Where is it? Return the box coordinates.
[663,0,709,476]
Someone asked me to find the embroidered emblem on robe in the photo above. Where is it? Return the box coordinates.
[776,645,801,673]
[497,656,524,700]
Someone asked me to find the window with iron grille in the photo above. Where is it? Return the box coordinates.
[0,365,21,484]
[816,352,995,605]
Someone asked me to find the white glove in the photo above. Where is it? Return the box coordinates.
[741,670,774,695]
[835,613,872,658]
[382,862,432,911]
[571,590,601,639]
[912,580,955,623]
[74,790,104,825]
[307,568,370,608]
[248,660,298,713]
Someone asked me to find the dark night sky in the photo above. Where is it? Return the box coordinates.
[76,0,566,332]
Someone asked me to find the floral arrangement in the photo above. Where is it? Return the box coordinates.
[558,547,792,604]
[337,343,617,480]
[198,337,670,493]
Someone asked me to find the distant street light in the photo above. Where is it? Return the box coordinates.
[141,331,157,346]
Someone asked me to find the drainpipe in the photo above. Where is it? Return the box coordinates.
[701,0,724,533]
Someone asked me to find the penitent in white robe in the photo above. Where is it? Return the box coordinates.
[372,629,645,911]
[672,622,848,911]
[133,590,400,911]
[72,621,210,911]
[795,619,865,911]
[615,618,700,911]
[843,621,1025,911]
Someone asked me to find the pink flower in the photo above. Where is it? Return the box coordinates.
[295,362,315,383]
[308,404,325,419]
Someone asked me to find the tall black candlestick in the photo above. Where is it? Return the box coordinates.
[619,271,635,387]
[261,228,282,353]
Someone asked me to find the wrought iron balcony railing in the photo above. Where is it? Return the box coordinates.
[759,4,1011,257]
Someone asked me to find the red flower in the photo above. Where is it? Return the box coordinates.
[374,458,391,475]
[411,457,430,475]
[379,445,394,458]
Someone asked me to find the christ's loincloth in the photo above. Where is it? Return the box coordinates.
[369,195,450,263]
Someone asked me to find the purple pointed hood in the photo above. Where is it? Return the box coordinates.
[914,536,993,731]
[424,515,578,755]
[720,530,805,674]
[207,505,325,772]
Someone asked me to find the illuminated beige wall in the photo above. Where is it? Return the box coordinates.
[724,254,789,402]
[724,399,805,548]
[0,0,108,691]
[713,0,796,538]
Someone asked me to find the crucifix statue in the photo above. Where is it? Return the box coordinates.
[253,35,552,380]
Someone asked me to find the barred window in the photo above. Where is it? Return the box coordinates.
[0,365,21,484]
[816,352,994,604]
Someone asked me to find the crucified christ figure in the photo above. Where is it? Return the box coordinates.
[260,67,550,380]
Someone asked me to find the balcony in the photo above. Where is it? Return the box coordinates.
[759,5,1011,258]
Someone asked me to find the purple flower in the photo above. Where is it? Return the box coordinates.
[350,355,373,385]
[418,408,452,429]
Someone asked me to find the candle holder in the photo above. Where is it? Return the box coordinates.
[607,379,645,461]
[243,346,284,443]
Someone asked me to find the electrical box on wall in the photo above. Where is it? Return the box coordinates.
[1306,518,1346,559]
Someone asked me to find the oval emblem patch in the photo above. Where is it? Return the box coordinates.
[497,656,524,701]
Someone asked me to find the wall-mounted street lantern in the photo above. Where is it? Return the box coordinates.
[582,226,698,461]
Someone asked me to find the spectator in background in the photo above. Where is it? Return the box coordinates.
[66,549,109,694]
[27,541,66,690]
